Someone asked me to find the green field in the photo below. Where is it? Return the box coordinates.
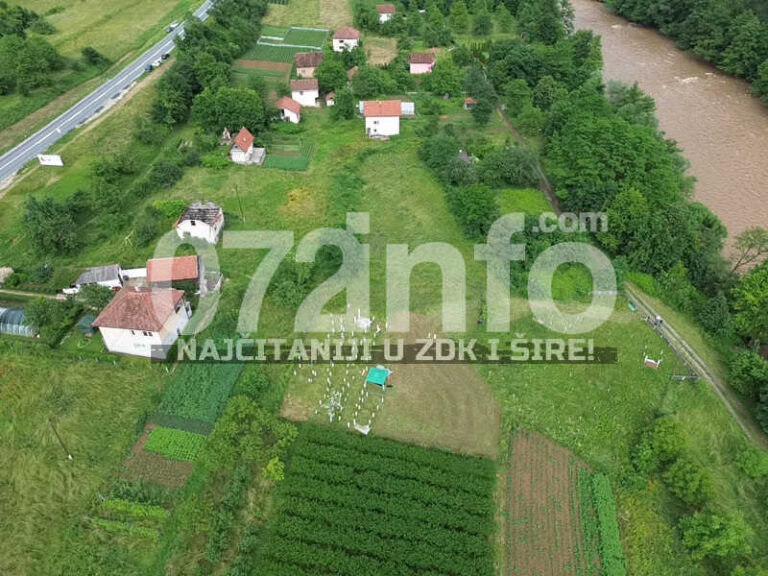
[254,424,496,575]
[242,43,304,62]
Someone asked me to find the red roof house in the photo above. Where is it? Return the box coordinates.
[410,52,436,74]
[333,26,361,40]
[363,100,402,118]
[147,255,199,284]
[232,126,253,154]
[93,288,185,332]
[275,96,302,123]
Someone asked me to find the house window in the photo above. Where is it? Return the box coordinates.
[131,330,135,335]
[143,331,152,337]
[190,220,196,226]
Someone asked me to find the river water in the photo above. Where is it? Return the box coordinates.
[572,0,768,246]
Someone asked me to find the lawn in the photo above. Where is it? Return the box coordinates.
[0,342,166,574]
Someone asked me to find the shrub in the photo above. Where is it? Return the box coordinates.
[662,456,713,507]
[632,416,684,474]
[729,350,768,400]
[735,447,768,480]
[681,510,753,561]
[145,427,206,461]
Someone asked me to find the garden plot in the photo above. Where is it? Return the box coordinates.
[263,139,315,171]
[243,25,328,63]
[122,425,196,488]
[253,424,497,575]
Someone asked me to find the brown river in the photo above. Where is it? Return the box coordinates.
[572,0,768,246]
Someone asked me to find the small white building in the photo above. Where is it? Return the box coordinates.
[332,27,360,52]
[376,4,395,22]
[93,288,191,359]
[175,202,224,244]
[290,78,319,107]
[325,91,336,107]
[275,97,302,123]
[294,51,323,78]
[230,126,264,165]
[65,264,123,294]
[363,100,402,138]
[409,52,436,75]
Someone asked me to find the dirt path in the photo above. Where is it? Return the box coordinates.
[0,288,66,301]
[626,284,768,451]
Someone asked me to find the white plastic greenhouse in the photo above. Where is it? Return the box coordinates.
[0,307,36,337]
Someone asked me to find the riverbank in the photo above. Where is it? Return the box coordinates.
[572,0,768,248]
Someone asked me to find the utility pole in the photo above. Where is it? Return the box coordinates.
[234,185,245,222]
[49,419,73,461]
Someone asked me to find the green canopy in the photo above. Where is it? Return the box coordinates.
[365,367,389,387]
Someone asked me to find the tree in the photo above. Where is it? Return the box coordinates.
[753,60,768,102]
[446,184,499,239]
[81,46,108,66]
[78,284,115,313]
[533,75,558,110]
[606,81,658,130]
[351,65,396,98]
[427,59,462,97]
[449,0,470,33]
[496,3,513,33]
[720,11,767,80]
[729,350,768,399]
[681,510,752,561]
[331,86,356,120]
[631,416,684,475]
[478,146,540,188]
[473,6,493,36]
[315,57,347,92]
[731,261,768,344]
[730,227,768,272]
[192,86,266,134]
[23,196,79,255]
[663,457,713,507]
[502,78,533,111]
[26,297,71,347]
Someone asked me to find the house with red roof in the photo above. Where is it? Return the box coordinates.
[377,4,396,23]
[363,100,402,138]
[147,255,206,294]
[333,26,360,52]
[229,126,265,165]
[275,96,302,123]
[93,288,191,358]
[291,78,319,107]
[294,51,323,78]
[410,52,436,75]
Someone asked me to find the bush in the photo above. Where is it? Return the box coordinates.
[478,145,540,188]
[148,161,183,188]
[662,456,713,507]
[729,350,768,399]
[681,510,752,561]
[632,416,684,475]
[734,446,768,480]
[445,184,499,240]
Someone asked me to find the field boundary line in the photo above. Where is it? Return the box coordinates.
[625,284,768,451]
[257,40,323,49]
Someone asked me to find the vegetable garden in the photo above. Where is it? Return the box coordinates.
[263,139,315,171]
[253,424,497,575]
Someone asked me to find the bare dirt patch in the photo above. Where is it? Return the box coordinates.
[365,35,398,65]
[319,0,352,29]
[505,429,592,576]
[234,59,291,72]
[121,425,195,488]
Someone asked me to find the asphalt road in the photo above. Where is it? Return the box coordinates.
[0,0,213,184]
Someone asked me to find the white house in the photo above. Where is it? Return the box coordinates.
[275,97,302,123]
[294,51,323,78]
[93,288,191,359]
[65,264,123,294]
[229,126,265,165]
[376,4,395,22]
[363,100,402,138]
[175,202,224,244]
[332,27,360,52]
[409,52,436,74]
[325,91,336,107]
[290,78,319,107]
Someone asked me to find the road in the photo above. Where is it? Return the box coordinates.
[0,0,213,184]
[625,285,768,451]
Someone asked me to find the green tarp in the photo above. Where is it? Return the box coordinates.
[365,367,389,387]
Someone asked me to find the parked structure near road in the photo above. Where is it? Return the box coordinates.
[363,100,402,138]
[377,4,396,22]
[229,127,265,165]
[409,52,435,74]
[93,288,190,359]
[275,97,302,123]
[65,264,123,294]
[291,78,319,107]
[175,202,224,244]
[333,27,360,52]
[294,51,323,77]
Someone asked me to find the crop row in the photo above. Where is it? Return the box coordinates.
[281,475,494,536]
[577,469,603,574]
[145,427,206,461]
[101,498,169,523]
[288,454,494,516]
[272,514,494,576]
[297,424,496,481]
[590,473,627,576]
[158,363,243,423]
[292,440,493,497]
[92,518,159,541]
[281,496,489,558]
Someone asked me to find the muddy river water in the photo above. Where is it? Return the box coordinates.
[572,0,768,245]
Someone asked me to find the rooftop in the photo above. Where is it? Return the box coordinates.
[76,264,121,286]
[376,3,396,13]
[177,201,223,226]
[363,100,402,118]
[410,52,436,64]
[294,51,323,68]
[291,78,319,91]
[147,255,199,283]
[333,26,360,39]
[233,126,254,153]
[93,288,184,332]
[275,96,302,115]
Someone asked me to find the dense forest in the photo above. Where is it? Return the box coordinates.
[606,0,768,103]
